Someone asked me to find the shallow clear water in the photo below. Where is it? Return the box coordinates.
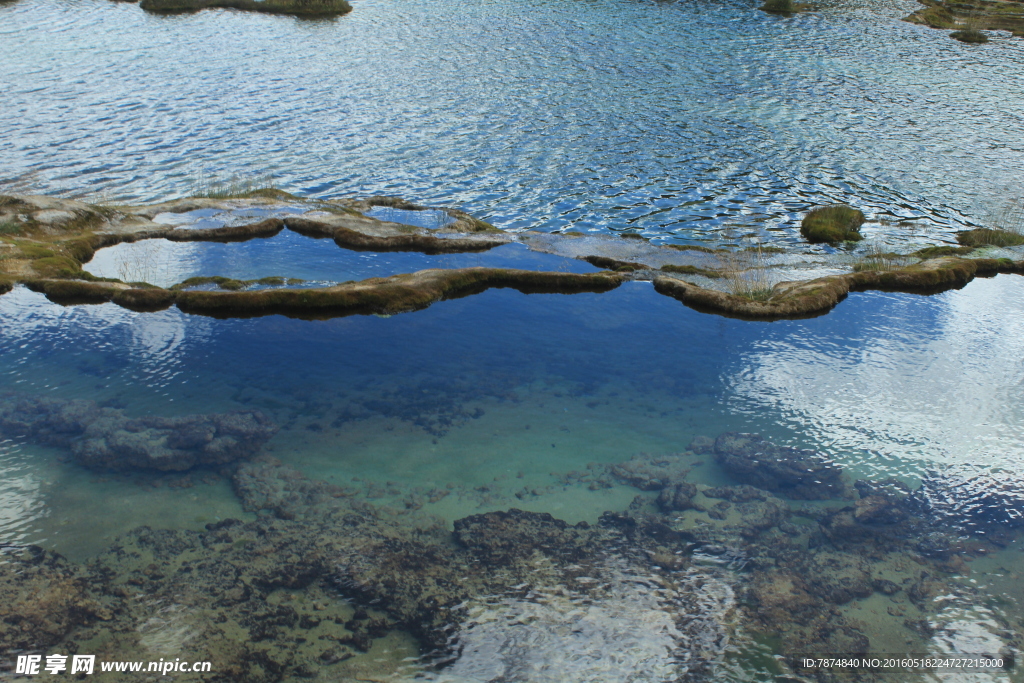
[3,0,1024,247]
[84,234,599,288]
[1,276,1023,679]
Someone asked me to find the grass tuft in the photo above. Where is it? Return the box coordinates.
[957,197,1024,247]
[720,244,778,301]
[188,173,296,200]
[851,241,914,272]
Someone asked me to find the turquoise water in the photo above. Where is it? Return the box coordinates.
[3,0,1024,246]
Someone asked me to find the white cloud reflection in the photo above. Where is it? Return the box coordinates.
[726,275,1024,481]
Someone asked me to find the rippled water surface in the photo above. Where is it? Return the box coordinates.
[3,0,1024,247]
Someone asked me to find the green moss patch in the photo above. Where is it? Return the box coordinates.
[663,243,720,254]
[171,276,305,291]
[915,4,957,27]
[912,245,975,258]
[951,28,989,42]
[0,221,23,237]
[956,228,1024,247]
[583,256,646,272]
[800,205,865,244]
[139,0,352,16]
[660,264,724,279]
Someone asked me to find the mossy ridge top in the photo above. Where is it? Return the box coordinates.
[904,0,1024,40]
[3,193,1023,322]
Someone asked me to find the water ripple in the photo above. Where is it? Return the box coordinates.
[2,0,1023,248]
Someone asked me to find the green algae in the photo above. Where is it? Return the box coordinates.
[659,264,724,279]
[913,245,975,258]
[171,275,305,291]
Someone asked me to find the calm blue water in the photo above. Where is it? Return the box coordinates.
[2,0,1024,247]
[83,234,599,288]
[2,276,1023,546]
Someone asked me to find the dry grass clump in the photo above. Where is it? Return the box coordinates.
[189,172,290,200]
[719,244,778,301]
[851,241,915,272]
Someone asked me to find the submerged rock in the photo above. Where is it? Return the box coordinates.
[0,395,277,472]
[138,0,352,16]
[0,545,115,655]
[453,509,601,564]
[609,452,691,491]
[656,482,698,512]
[712,433,848,500]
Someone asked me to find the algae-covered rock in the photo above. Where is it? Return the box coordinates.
[608,452,691,491]
[139,0,352,15]
[800,205,865,244]
[453,509,601,564]
[951,28,989,42]
[656,482,698,512]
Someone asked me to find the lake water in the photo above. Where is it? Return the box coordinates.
[2,273,1024,680]
[3,0,1024,248]
[3,0,1024,679]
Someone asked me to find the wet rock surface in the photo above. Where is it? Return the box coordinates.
[602,436,1024,680]
[0,395,277,471]
[919,467,1024,535]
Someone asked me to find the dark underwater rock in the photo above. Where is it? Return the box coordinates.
[802,551,874,605]
[657,482,698,512]
[453,508,600,564]
[712,433,848,500]
[0,395,277,472]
